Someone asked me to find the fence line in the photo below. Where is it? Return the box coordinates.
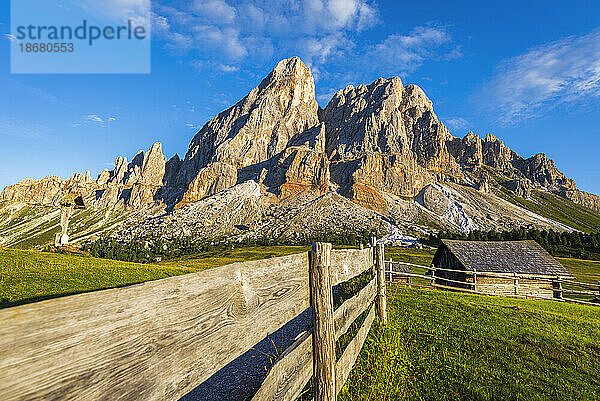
[385,260,600,306]
[0,243,383,401]
[254,241,384,401]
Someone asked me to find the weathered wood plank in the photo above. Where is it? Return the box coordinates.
[250,331,313,401]
[309,243,336,401]
[252,277,377,401]
[334,278,376,339]
[330,248,373,286]
[0,252,310,401]
[335,305,376,395]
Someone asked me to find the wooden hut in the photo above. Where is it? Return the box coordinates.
[386,260,411,284]
[432,240,573,298]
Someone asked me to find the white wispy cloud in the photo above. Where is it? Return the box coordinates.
[185,122,201,129]
[366,26,453,75]
[443,117,469,131]
[312,25,459,104]
[3,34,17,42]
[73,114,117,128]
[484,28,600,125]
[67,0,151,27]
[154,0,380,69]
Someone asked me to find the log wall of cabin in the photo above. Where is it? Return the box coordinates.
[476,276,553,298]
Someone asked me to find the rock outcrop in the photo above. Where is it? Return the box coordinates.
[513,153,575,190]
[447,132,519,170]
[323,78,460,202]
[174,162,238,209]
[1,176,64,205]
[503,178,532,198]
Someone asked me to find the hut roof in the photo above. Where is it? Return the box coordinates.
[388,262,411,274]
[439,240,572,277]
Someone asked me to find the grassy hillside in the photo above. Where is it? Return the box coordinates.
[557,257,600,284]
[0,246,311,308]
[338,285,600,401]
[0,248,197,308]
[157,245,310,270]
[0,200,142,249]
[495,186,600,233]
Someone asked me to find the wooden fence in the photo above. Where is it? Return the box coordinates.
[0,242,385,401]
[385,260,600,306]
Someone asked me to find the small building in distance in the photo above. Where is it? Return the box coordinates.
[431,240,573,298]
[385,260,411,284]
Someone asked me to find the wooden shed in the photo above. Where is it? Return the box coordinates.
[386,261,411,284]
[432,240,573,298]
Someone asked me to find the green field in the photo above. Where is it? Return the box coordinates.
[157,245,310,270]
[0,248,198,307]
[338,285,600,401]
[0,246,311,308]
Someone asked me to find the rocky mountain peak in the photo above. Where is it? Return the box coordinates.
[171,57,320,206]
[4,56,600,246]
[324,76,459,200]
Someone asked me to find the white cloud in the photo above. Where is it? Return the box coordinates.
[185,122,201,129]
[219,64,239,72]
[327,0,359,28]
[443,117,469,131]
[3,34,17,42]
[154,0,379,70]
[68,0,151,27]
[485,28,600,125]
[73,114,117,128]
[364,26,453,75]
[192,0,236,24]
[193,25,247,59]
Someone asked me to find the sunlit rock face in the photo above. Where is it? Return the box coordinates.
[172,57,320,205]
[324,77,460,199]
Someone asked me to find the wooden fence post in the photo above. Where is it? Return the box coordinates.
[552,277,563,300]
[430,264,436,287]
[597,281,600,301]
[513,272,518,296]
[375,244,387,326]
[309,242,336,401]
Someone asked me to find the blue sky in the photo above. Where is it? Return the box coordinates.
[1,0,599,194]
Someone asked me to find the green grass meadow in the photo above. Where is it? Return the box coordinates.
[338,285,600,401]
[0,248,198,307]
[0,245,312,308]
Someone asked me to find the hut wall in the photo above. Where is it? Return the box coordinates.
[434,246,472,289]
[476,276,553,298]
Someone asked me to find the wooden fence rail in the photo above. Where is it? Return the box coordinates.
[385,260,600,306]
[0,243,383,401]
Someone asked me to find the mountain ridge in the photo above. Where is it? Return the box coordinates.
[2,57,600,247]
